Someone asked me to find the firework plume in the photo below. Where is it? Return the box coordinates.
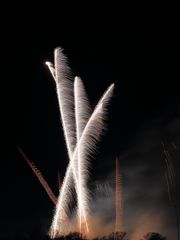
[50,83,114,237]
[46,48,114,238]
[74,76,91,232]
[46,49,90,235]
[17,146,57,205]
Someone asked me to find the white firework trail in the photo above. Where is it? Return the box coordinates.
[45,61,56,79]
[72,83,114,234]
[46,52,90,234]
[50,83,114,238]
[74,76,91,232]
[49,48,76,158]
[46,49,80,235]
[46,48,114,237]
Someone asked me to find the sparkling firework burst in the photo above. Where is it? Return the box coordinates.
[46,48,114,238]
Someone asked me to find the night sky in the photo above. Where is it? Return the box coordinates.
[1,13,179,239]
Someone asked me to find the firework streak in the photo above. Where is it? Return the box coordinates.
[115,158,122,233]
[17,146,57,205]
[162,142,179,240]
[46,48,114,238]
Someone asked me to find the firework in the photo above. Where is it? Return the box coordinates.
[17,146,57,205]
[74,76,91,232]
[46,50,90,234]
[162,142,179,240]
[50,83,114,237]
[46,48,114,238]
[115,158,122,233]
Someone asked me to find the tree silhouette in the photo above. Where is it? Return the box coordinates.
[141,232,166,240]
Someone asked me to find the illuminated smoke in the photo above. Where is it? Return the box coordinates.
[95,181,113,198]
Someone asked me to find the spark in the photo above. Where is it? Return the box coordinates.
[74,76,91,232]
[17,146,57,205]
[45,61,56,79]
[53,47,76,159]
[115,158,122,233]
[46,48,114,238]
[50,83,114,237]
[46,49,90,234]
